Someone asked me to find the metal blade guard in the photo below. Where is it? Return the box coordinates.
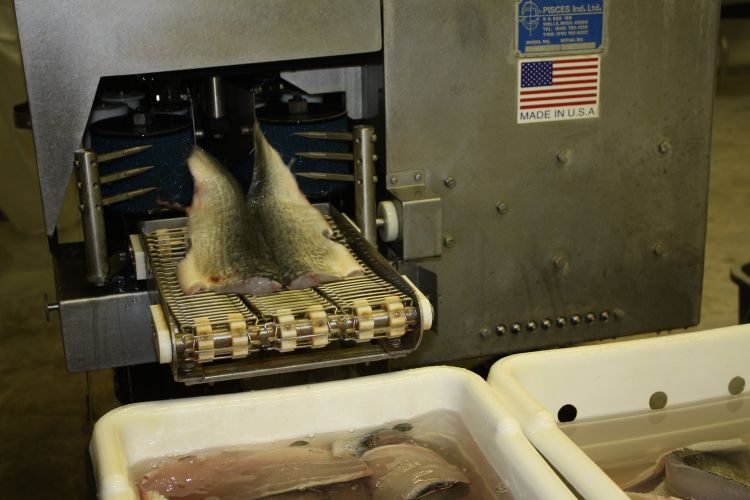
[142,204,431,385]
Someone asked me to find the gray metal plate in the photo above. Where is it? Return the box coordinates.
[14,0,382,235]
[383,0,720,365]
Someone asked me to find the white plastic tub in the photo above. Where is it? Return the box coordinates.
[487,325,750,499]
[90,366,575,499]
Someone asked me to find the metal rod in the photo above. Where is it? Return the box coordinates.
[293,131,354,141]
[101,187,157,207]
[209,76,225,120]
[75,149,108,285]
[295,171,355,182]
[99,165,154,184]
[353,125,377,245]
[97,144,152,163]
[295,151,354,161]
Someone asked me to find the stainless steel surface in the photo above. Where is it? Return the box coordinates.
[389,186,443,260]
[383,0,720,366]
[53,243,157,371]
[14,0,382,235]
[74,149,108,285]
[208,76,225,121]
[141,205,424,383]
[353,125,377,245]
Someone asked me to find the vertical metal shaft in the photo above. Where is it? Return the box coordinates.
[208,76,225,120]
[353,125,377,245]
[75,149,108,285]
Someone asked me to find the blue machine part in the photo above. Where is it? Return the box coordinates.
[91,116,194,213]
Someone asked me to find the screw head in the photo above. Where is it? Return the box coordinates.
[600,310,610,322]
[495,324,507,336]
[414,173,423,182]
[390,176,399,185]
[496,202,509,215]
[526,321,537,332]
[444,176,457,189]
[557,149,572,164]
[570,314,581,326]
[553,255,568,270]
[511,323,522,334]
[658,140,672,154]
[555,317,567,328]
[541,319,552,330]
[443,236,456,248]
[479,327,491,339]
[652,243,666,257]
[585,312,596,324]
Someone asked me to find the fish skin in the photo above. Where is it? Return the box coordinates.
[362,443,470,500]
[249,125,363,289]
[139,446,371,500]
[177,146,282,295]
[665,449,750,500]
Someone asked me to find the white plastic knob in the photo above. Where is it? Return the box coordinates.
[377,200,399,243]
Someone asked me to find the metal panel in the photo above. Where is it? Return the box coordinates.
[14,0,382,235]
[383,0,720,366]
[54,243,156,371]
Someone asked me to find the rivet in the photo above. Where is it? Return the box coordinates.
[390,176,399,185]
[557,149,572,164]
[541,319,552,330]
[585,312,596,323]
[479,327,491,339]
[444,176,457,189]
[658,140,672,154]
[414,173,423,182]
[555,317,567,328]
[570,314,581,326]
[443,236,456,248]
[511,323,522,334]
[600,311,610,322]
[496,202,509,215]
[495,324,507,336]
[553,256,568,270]
[613,308,626,320]
[652,243,666,257]
[526,321,537,332]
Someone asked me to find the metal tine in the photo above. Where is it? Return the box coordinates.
[295,172,355,182]
[97,144,153,163]
[102,187,157,206]
[295,151,354,162]
[293,131,354,141]
[100,165,155,184]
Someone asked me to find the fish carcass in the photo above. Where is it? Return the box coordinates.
[249,125,363,289]
[177,146,282,295]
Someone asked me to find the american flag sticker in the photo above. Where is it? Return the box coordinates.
[517,55,600,124]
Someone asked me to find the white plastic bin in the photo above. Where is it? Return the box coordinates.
[90,366,575,499]
[487,325,750,499]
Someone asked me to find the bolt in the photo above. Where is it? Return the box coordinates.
[556,317,567,328]
[541,319,552,330]
[553,255,568,270]
[495,202,509,215]
[585,312,596,324]
[511,323,522,334]
[557,149,572,164]
[570,314,581,326]
[600,310,610,322]
[495,324,507,336]
[444,176,457,189]
[658,140,672,154]
[652,243,666,257]
[390,176,399,185]
[443,236,456,248]
[526,321,537,332]
[414,173,423,182]
[479,327,491,339]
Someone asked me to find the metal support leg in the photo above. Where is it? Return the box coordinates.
[75,149,108,285]
[353,125,377,246]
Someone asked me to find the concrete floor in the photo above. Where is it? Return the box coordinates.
[0,71,749,500]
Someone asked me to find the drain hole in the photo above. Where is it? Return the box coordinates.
[558,404,577,422]
[649,391,668,410]
[729,376,746,396]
